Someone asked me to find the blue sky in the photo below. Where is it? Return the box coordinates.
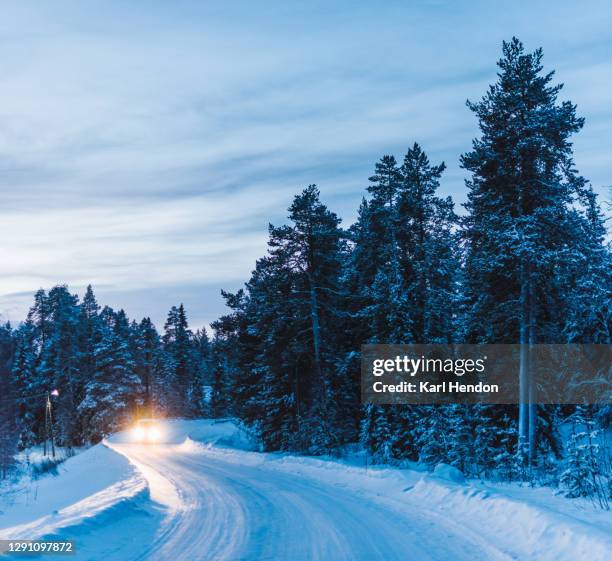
[1,1,611,330]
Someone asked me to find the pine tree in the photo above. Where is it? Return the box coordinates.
[444,405,474,475]
[562,189,611,344]
[416,406,452,467]
[360,404,393,462]
[193,328,212,414]
[460,37,606,464]
[493,414,520,481]
[213,186,346,452]
[367,155,403,287]
[12,321,40,447]
[38,286,81,445]
[163,304,202,417]
[79,307,140,441]
[351,146,458,460]
[363,156,412,343]
[0,323,17,479]
[211,289,257,421]
[27,289,51,351]
[398,143,458,343]
[268,185,346,451]
[560,406,610,509]
[134,317,164,417]
[76,285,101,432]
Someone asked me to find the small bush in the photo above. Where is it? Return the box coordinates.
[31,457,63,479]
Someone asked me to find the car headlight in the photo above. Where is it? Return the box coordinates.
[148,427,162,442]
[133,426,145,441]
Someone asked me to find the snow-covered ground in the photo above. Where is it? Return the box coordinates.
[1,419,610,560]
[0,444,145,535]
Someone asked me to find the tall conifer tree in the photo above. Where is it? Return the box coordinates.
[461,38,606,462]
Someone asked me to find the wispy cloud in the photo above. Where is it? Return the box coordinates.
[1,0,611,328]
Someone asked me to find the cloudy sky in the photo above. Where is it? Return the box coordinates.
[1,0,611,330]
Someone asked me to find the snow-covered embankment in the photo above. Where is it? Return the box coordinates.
[0,443,149,540]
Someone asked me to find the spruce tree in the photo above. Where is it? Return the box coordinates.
[210,289,253,420]
[0,323,17,479]
[12,321,40,447]
[214,186,346,452]
[560,406,609,509]
[398,143,458,343]
[39,286,81,445]
[80,307,140,441]
[134,317,164,416]
[163,304,202,417]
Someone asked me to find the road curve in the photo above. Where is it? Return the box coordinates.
[109,443,511,561]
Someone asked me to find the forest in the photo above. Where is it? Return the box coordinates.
[0,38,610,503]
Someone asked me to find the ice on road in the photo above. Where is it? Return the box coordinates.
[109,442,510,561]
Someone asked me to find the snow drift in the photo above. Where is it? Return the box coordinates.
[0,444,146,540]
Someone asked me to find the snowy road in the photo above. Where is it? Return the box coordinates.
[109,442,512,561]
[2,421,610,560]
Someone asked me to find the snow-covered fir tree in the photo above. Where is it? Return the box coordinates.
[163,304,203,417]
[560,406,610,508]
[0,323,17,479]
[460,37,608,465]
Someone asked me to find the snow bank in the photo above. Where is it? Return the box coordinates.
[0,443,146,540]
[0,419,250,543]
[432,462,466,484]
[407,476,612,561]
[274,458,612,561]
[110,418,257,451]
[177,418,257,451]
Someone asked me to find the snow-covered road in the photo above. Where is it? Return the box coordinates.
[111,442,510,561]
[2,421,610,561]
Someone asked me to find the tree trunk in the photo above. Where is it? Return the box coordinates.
[528,269,537,466]
[308,277,323,397]
[518,260,530,462]
[144,351,152,415]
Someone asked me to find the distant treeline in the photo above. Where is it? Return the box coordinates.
[0,289,211,452]
[0,38,610,502]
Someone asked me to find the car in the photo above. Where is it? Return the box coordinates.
[131,418,164,443]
